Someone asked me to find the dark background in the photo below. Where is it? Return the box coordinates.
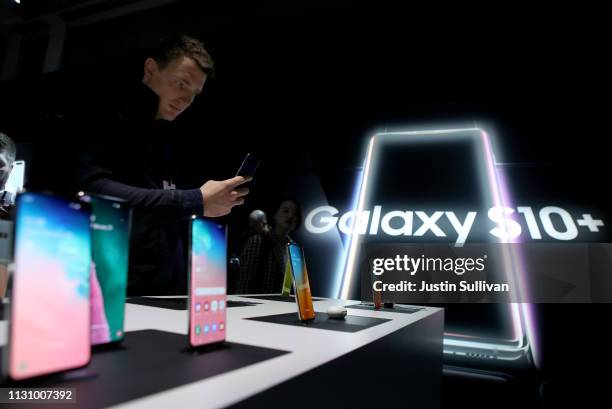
[1,1,609,218]
[1,1,609,407]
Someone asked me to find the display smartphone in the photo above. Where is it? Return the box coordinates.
[287,243,315,321]
[5,192,92,380]
[79,194,132,346]
[5,160,25,197]
[372,287,383,309]
[1,160,25,207]
[188,217,227,347]
[280,249,293,297]
[235,153,260,178]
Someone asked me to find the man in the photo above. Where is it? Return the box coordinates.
[0,131,17,218]
[248,209,270,235]
[0,131,17,297]
[237,198,301,294]
[73,34,249,295]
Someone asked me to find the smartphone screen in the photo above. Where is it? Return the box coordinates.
[9,192,92,380]
[281,248,293,296]
[5,160,25,197]
[287,243,315,321]
[236,153,260,177]
[82,194,131,346]
[189,218,227,347]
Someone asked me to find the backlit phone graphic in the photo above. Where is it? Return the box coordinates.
[80,194,131,346]
[287,243,315,321]
[345,128,528,361]
[189,218,227,347]
[7,192,92,380]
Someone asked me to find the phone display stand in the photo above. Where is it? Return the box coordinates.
[0,366,99,387]
[126,297,261,310]
[246,312,390,333]
[183,341,232,356]
[238,295,326,303]
[345,303,425,314]
[0,330,288,408]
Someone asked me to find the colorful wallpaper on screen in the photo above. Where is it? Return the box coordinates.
[11,193,91,380]
[190,218,227,347]
[89,196,130,345]
[281,253,293,297]
[288,244,315,320]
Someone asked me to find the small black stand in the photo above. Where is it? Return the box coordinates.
[0,366,99,387]
[345,302,425,314]
[182,341,232,355]
[0,330,289,408]
[246,312,390,333]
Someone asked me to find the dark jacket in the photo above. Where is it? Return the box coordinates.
[30,80,203,295]
[236,232,287,294]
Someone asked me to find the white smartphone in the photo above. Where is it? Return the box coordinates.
[5,160,25,196]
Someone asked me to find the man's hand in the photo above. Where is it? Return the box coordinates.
[200,176,251,217]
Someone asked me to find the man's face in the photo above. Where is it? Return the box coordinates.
[143,55,206,121]
[0,151,14,191]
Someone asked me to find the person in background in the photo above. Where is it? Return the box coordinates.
[0,131,17,297]
[236,198,302,294]
[248,209,269,235]
[0,131,17,218]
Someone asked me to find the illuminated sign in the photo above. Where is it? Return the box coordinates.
[305,205,605,245]
[328,127,549,364]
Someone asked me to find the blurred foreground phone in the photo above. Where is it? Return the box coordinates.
[80,194,132,346]
[188,217,227,347]
[236,153,260,177]
[287,243,315,321]
[5,192,92,380]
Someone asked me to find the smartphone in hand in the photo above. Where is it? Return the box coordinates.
[236,153,260,178]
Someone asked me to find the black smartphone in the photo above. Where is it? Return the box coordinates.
[236,153,260,177]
